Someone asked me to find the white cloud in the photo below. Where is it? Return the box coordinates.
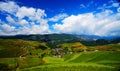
[112,3,119,7]
[49,13,68,22]
[16,7,36,19]
[16,24,50,35]
[0,1,19,14]
[6,16,16,24]
[0,24,15,33]
[118,7,120,12]
[53,10,120,36]
[0,1,120,36]
[16,7,46,21]
[97,1,120,11]
[0,1,51,35]
[6,15,28,25]
[95,10,113,18]
[19,19,28,25]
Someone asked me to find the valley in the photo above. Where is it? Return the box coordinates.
[0,34,120,71]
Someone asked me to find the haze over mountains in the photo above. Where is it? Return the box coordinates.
[0,34,120,47]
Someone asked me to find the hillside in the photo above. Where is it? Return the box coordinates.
[0,35,120,71]
[0,34,80,48]
[57,42,87,52]
[95,43,120,51]
[0,34,120,47]
[69,51,120,64]
[0,39,50,70]
[20,51,120,71]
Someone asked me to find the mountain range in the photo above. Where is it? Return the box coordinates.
[0,34,120,47]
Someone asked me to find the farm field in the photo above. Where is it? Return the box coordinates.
[19,51,120,71]
[0,37,120,71]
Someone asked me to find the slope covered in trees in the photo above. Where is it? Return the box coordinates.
[0,34,119,47]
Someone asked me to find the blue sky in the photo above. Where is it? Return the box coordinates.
[0,0,120,36]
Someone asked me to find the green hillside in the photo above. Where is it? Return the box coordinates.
[1,34,119,47]
[0,38,120,71]
[95,44,120,51]
[20,51,120,71]
[57,42,87,53]
[70,51,120,62]
[0,39,50,71]
[69,51,120,69]
[0,34,81,48]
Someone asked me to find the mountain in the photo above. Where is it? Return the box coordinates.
[0,34,80,48]
[0,34,120,46]
[75,35,120,41]
[75,35,101,41]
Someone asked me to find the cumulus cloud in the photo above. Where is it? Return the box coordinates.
[16,6,46,20]
[16,7,35,19]
[0,1,19,14]
[0,1,120,36]
[49,13,68,22]
[53,10,120,36]
[19,19,28,25]
[0,1,50,35]
[16,24,50,35]
[6,16,16,24]
[0,24,15,33]
[6,15,28,25]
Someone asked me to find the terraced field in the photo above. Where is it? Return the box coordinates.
[20,51,120,71]
[0,39,120,71]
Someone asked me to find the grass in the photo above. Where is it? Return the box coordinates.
[0,39,120,71]
[0,58,17,71]
[43,56,64,63]
[20,63,117,71]
[0,39,49,70]
[70,51,120,63]
[0,46,5,50]
[63,53,82,62]
[0,58,16,67]
[17,57,43,69]
[0,51,119,71]
[20,51,120,71]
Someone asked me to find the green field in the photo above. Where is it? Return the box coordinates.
[20,51,120,71]
[20,63,116,71]
[0,39,120,71]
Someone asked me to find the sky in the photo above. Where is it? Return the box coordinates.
[0,0,120,36]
